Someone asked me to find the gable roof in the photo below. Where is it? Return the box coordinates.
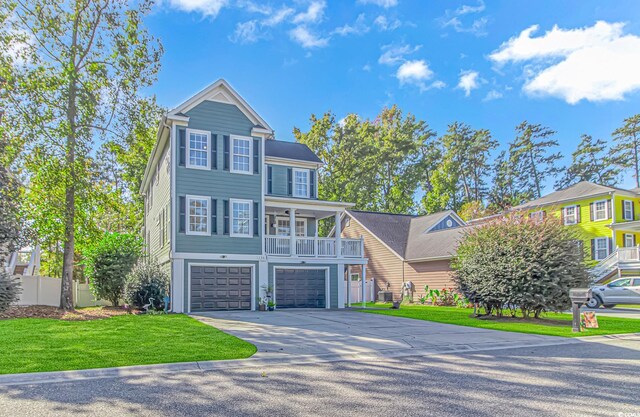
[346,209,467,261]
[265,140,323,164]
[512,181,636,210]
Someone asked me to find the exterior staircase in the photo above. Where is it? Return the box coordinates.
[592,246,640,283]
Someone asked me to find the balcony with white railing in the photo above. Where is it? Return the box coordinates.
[265,236,364,258]
[592,246,640,282]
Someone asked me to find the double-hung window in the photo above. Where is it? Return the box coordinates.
[529,211,544,222]
[276,218,307,236]
[186,195,209,235]
[231,136,252,174]
[293,169,310,198]
[563,205,578,225]
[624,234,635,248]
[623,200,634,221]
[593,237,610,260]
[186,129,210,169]
[593,200,608,221]
[231,199,252,237]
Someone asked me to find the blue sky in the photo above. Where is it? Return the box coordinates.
[145,0,640,190]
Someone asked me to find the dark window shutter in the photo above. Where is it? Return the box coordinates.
[253,202,259,236]
[211,198,217,234]
[287,168,293,196]
[310,170,316,198]
[576,205,581,223]
[590,239,596,260]
[223,135,230,171]
[634,235,637,246]
[223,200,229,235]
[179,129,186,167]
[560,208,565,224]
[267,166,273,194]
[253,139,259,174]
[608,237,614,254]
[633,202,636,221]
[589,203,594,221]
[211,134,218,170]
[607,200,612,219]
[179,196,186,233]
[542,210,546,218]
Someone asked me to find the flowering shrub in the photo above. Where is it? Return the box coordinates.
[420,285,469,308]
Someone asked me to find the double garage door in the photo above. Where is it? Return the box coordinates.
[189,266,327,311]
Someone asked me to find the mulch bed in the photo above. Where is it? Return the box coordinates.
[0,305,140,321]
[473,314,569,326]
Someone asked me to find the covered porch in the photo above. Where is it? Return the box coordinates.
[264,196,364,258]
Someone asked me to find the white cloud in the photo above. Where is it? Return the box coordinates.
[483,90,503,101]
[362,64,372,71]
[489,21,640,104]
[289,26,329,48]
[373,15,401,31]
[293,1,326,24]
[230,20,261,43]
[378,43,421,65]
[168,0,229,17]
[456,0,485,15]
[457,70,482,96]
[357,0,398,8]
[333,13,370,36]
[263,6,295,26]
[439,1,488,36]
[396,60,444,91]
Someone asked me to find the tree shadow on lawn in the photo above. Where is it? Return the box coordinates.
[1,341,639,416]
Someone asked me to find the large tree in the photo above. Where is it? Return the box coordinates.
[610,114,640,188]
[556,134,620,189]
[0,0,162,308]
[509,121,562,200]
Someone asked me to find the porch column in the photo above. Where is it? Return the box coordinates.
[347,265,352,307]
[335,211,342,257]
[337,263,345,308]
[289,209,296,256]
[361,264,367,308]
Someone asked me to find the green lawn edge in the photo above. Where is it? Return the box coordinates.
[0,314,256,375]
[356,304,640,338]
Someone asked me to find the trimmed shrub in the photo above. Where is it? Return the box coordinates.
[124,259,170,310]
[452,214,590,318]
[0,271,21,312]
[84,233,142,307]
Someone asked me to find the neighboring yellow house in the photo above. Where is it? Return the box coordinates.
[510,181,640,281]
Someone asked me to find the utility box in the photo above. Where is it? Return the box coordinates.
[378,291,393,302]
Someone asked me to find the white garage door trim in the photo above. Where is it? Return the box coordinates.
[188,263,256,313]
[272,266,330,310]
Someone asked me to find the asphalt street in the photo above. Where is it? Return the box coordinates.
[1,336,638,417]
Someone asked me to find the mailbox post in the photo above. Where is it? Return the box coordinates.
[569,288,592,333]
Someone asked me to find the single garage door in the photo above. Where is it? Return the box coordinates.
[190,266,252,311]
[275,268,326,308]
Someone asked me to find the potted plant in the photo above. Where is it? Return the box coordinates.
[267,300,276,311]
[257,297,266,311]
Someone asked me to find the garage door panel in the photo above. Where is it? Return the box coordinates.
[190,266,252,312]
[276,268,326,309]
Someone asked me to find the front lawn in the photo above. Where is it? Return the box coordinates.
[357,304,640,338]
[0,314,256,375]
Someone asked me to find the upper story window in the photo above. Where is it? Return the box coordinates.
[186,195,209,235]
[593,200,608,221]
[293,169,310,198]
[231,136,252,174]
[231,199,252,237]
[623,200,634,221]
[276,218,306,236]
[187,129,210,170]
[563,205,578,225]
[529,211,545,222]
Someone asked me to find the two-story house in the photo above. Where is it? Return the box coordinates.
[506,181,640,281]
[140,79,367,313]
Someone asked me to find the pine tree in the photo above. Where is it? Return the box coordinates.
[556,134,619,189]
[610,114,640,188]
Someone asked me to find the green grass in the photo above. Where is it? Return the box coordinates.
[357,304,640,338]
[0,314,256,375]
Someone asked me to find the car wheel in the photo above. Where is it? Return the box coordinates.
[585,296,601,308]
[603,304,616,309]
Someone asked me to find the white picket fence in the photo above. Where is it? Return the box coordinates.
[16,276,111,308]
[344,278,375,303]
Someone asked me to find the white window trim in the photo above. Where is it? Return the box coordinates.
[275,216,308,237]
[230,198,253,238]
[624,233,635,248]
[563,205,578,225]
[230,135,253,175]
[186,194,210,236]
[593,237,610,261]
[186,128,211,170]
[293,168,310,198]
[529,210,544,221]
[593,199,608,221]
[623,200,634,221]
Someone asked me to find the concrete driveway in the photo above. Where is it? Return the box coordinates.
[192,309,573,361]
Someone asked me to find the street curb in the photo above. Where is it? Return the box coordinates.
[0,338,582,387]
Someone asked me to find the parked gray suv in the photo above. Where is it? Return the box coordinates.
[586,277,640,308]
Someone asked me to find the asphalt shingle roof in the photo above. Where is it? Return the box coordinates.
[265,140,323,164]
[512,181,636,210]
[346,210,415,257]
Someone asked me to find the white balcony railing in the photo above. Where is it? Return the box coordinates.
[592,246,640,281]
[265,236,363,258]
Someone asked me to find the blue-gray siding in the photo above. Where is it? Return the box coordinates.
[267,164,317,199]
[430,215,461,232]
